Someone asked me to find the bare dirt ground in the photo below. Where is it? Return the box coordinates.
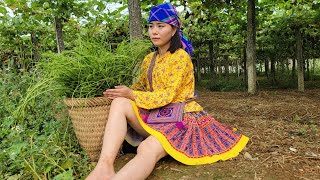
[115,88,320,180]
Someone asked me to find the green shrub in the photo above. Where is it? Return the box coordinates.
[202,78,246,92]
[0,69,91,179]
[257,77,320,89]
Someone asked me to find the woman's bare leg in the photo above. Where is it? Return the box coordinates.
[86,97,149,180]
[112,136,168,180]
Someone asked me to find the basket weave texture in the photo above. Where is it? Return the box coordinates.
[64,97,111,162]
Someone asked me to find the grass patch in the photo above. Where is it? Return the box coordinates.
[0,69,93,179]
[197,75,320,91]
[257,77,320,89]
[197,78,246,92]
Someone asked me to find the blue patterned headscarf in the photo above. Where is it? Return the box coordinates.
[148,2,194,56]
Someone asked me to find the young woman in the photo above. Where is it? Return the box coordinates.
[86,3,249,180]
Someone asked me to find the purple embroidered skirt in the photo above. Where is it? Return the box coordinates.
[126,102,249,165]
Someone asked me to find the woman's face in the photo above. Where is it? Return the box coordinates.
[148,21,176,50]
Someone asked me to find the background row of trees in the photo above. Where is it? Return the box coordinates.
[0,0,319,93]
[186,0,320,93]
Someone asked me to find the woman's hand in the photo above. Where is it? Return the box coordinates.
[103,85,134,100]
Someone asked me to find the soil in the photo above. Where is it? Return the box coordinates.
[115,88,320,180]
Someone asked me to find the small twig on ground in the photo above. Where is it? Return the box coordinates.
[253,156,271,169]
[293,175,311,180]
[170,168,183,172]
[287,156,302,161]
[277,161,284,169]
[260,156,272,164]
[303,156,320,160]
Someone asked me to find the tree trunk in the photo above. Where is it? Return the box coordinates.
[19,45,26,70]
[243,46,247,82]
[236,59,240,78]
[258,61,263,76]
[285,59,290,74]
[264,57,269,78]
[224,55,229,80]
[311,59,315,81]
[237,48,241,78]
[128,0,143,40]
[54,16,64,53]
[218,58,222,78]
[209,40,215,79]
[31,32,40,61]
[197,54,201,81]
[271,56,276,84]
[306,59,310,81]
[203,60,207,75]
[295,27,304,92]
[292,58,296,79]
[246,0,257,94]
[280,59,285,76]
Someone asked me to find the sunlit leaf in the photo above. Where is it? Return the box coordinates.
[0,6,7,14]
[53,169,74,180]
[97,1,105,11]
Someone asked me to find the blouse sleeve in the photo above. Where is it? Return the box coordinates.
[132,52,192,109]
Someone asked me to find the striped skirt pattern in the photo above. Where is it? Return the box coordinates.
[126,101,249,165]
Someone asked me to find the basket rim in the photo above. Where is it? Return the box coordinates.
[64,96,112,107]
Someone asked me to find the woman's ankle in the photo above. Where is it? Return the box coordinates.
[97,157,114,168]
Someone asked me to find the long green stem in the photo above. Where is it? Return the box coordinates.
[42,151,66,172]
[24,158,42,180]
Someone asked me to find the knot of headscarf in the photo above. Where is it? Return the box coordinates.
[147,2,194,56]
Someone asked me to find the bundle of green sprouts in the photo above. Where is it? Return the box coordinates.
[41,38,151,98]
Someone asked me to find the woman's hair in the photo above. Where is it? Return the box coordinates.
[167,27,183,54]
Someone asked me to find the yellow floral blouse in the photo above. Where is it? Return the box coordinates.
[131,48,203,112]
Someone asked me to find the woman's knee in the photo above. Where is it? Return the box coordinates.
[137,136,167,161]
[110,97,133,115]
[109,97,139,125]
[111,97,131,107]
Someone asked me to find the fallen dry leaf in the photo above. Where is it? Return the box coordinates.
[289,147,297,152]
[244,152,258,160]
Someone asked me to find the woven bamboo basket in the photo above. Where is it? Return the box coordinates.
[64,97,112,162]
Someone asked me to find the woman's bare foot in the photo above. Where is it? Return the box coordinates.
[86,163,115,180]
